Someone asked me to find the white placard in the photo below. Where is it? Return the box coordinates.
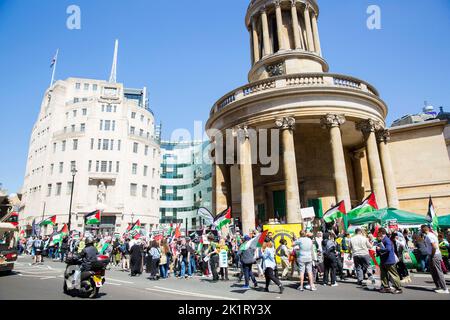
[219,250,228,268]
[300,207,316,220]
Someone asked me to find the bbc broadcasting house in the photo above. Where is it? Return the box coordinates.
[20,77,161,235]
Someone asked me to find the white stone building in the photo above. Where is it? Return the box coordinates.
[20,77,161,235]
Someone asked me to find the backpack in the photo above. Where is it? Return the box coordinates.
[150,247,161,259]
[34,240,43,250]
[241,248,256,264]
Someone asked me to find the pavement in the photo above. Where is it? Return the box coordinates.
[1,255,449,300]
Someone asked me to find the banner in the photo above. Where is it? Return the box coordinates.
[263,224,302,264]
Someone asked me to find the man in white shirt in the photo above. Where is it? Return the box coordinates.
[422,225,449,294]
[349,228,373,286]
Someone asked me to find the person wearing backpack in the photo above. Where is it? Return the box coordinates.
[239,235,258,289]
[32,236,44,264]
[121,238,131,271]
[322,233,338,286]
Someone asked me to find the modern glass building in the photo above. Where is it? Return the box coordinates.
[159,141,212,230]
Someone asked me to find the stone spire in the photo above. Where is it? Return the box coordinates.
[109,39,119,83]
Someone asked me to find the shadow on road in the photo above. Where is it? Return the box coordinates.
[404,285,433,292]
[0,271,18,277]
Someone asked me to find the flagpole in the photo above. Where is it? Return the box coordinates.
[50,48,59,88]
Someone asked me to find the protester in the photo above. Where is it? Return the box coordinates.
[294,231,317,291]
[129,239,143,277]
[279,239,291,279]
[262,240,284,294]
[422,225,449,294]
[349,228,374,286]
[322,233,338,287]
[159,239,170,279]
[438,233,449,272]
[205,234,220,281]
[239,235,258,289]
[390,232,411,283]
[218,238,229,281]
[148,240,161,280]
[376,228,402,294]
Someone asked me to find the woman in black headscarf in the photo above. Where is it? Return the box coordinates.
[129,240,143,276]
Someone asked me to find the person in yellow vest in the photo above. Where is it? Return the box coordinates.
[438,233,449,272]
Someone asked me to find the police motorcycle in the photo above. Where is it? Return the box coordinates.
[63,245,108,298]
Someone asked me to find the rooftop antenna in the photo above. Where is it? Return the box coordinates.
[109,39,119,83]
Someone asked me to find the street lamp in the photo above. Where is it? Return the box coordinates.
[131,213,135,224]
[68,166,77,231]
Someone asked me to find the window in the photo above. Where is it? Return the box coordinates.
[152,168,155,178]
[67,182,73,195]
[62,140,66,151]
[63,126,67,133]
[110,139,114,150]
[59,162,63,173]
[50,163,54,175]
[98,139,101,150]
[74,98,79,103]
[71,124,75,132]
[101,105,105,112]
[84,83,89,90]
[132,163,138,175]
[88,160,92,172]
[53,143,56,153]
[145,145,149,156]
[142,185,148,198]
[47,184,52,197]
[153,148,156,158]
[82,98,87,102]
[109,161,112,173]
[70,161,76,171]
[101,161,107,172]
[82,108,87,116]
[65,112,69,120]
[56,183,62,196]
[133,142,138,153]
[93,84,98,91]
[130,126,135,135]
[96,161,99,172]
[118,140,121,151]
[139,129,143,137]
[151,187,155,199]
[130,184,137,196]
[140,115,144,122]
[73,110,77,117]
[90,138,94,150]
[112,120,116,131]
[75,83,81,89]
[113,105,117,112]
[100,120,103,130]
[106,105,112,112]
[143,165,148,176]
[131,112,136,119]
[116,161,120,173]
[103,139,109,150]
[73,139,78,150]
[80,123,85,132]
[104,120,111,131]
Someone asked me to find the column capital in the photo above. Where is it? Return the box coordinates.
[320,114,346,129]
[290,0,297,8]
[234,124,250,140]
[275,116,296,131]
[351,151,365,160]
[275,0,281,8]
[356,119,383,136]
[376,129,391,143]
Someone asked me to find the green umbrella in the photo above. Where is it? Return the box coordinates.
[348,208,429,226]
[438,214,450,229]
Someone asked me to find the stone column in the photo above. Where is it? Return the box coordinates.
[376,129,400,208]
[351,151,366,202]
[261,8,272,56]
[356,119,388,208]
[303,4,315,52]
[213,163,229,213]
[275,117,303,224]
[311,12,322,56]
[320,114,351,211]
[275,1,286,51]
[236,125,256,235]
[251,18,260,63]
[290,0,302,49]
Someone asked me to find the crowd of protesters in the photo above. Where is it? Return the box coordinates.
[15,222,450,295]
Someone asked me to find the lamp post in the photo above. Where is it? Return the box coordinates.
[68,166,77,231]
[131,213,135,224]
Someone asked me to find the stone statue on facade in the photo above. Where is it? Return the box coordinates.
[97,181,106,204]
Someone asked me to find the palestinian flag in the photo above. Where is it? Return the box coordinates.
[51,223,69,245]
[40,215,56,226]
[129,220,141,237]
[348,193,378,220]
[85,210,101,225]
[214,207,232,230]
[323,201,346,223]
[427,196,439,231]
[239,230,268,251]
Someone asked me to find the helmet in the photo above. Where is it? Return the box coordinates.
[85,237,94,245]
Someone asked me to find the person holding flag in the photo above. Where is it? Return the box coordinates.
[349,228,374,287]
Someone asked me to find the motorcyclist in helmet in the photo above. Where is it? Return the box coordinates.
[73,237,98,289]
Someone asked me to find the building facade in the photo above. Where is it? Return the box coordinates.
[20,78,161,235]
[206,0,450,234]
[159,141,212,230]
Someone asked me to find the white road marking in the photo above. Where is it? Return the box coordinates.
[148,286,238,300]
[107,278,134,284]
[105,282,121,286]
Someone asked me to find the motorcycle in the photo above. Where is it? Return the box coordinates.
[63,253,108,298]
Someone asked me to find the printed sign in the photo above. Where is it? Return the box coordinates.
[343,253,354,271]
[219,250,228,268]
[263,224,303,264]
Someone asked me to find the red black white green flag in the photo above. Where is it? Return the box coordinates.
[323,201,346,223]
[85,210,101,225]
[39,215,56,226]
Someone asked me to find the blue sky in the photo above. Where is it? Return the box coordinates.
[0,0,449,193]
